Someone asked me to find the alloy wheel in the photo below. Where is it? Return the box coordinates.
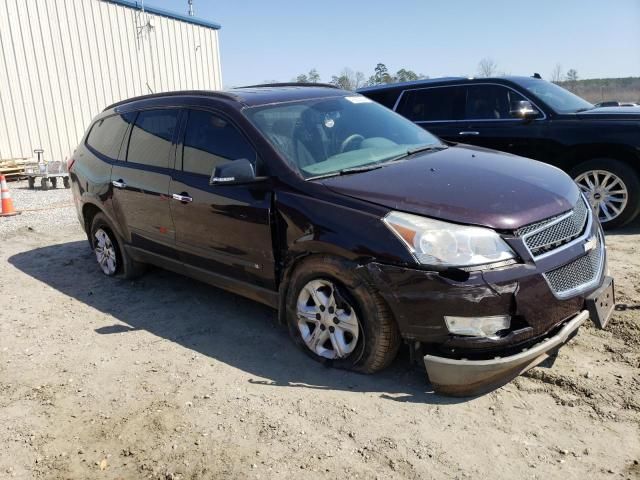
[574,169,628,224]
[296,279,359,360]
[94,228,118,275]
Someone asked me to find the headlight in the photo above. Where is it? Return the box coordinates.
[383,211,516,268]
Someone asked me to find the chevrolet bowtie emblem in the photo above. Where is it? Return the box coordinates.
[584,236,597,253]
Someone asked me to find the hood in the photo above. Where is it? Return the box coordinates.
[320,145,580,231]
[575,106,640,120]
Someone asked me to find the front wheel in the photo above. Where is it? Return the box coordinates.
[285,256,400,373]
[571,158,640,229]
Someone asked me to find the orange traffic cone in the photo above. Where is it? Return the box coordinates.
[0,174,20,217]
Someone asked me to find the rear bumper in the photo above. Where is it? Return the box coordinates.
[424,310,588,397]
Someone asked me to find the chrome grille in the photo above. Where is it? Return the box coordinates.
[517,197,590,256]
[543,233,603,298]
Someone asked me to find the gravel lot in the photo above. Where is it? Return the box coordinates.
[1,181,639,479]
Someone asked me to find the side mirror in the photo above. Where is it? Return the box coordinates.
[510,100,540,120]
[210,158,260,185]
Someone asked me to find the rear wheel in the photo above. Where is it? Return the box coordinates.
[571,158,640,229]
[89,213,145,279]
[285,256,400,373]
[40,178,49,191]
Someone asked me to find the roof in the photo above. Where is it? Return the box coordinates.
[104,86,350,111]
[357,77,466,92]
[357,75,546,92]
[104,0,221,30]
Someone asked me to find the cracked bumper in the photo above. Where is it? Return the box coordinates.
[424,310,588,397]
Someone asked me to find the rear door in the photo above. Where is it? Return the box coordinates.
[169,108,275,290]
[457,84,545,158]
[111,108,180,258]
[395,86,465,141]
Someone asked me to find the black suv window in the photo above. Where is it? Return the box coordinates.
[464,85,527,120]
[397,86,464,122]
[182,109,257,176]
[86,114,131,159]
[127,109,180,168]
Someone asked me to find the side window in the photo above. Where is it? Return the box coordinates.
[85,114,132,159]
[464,85,527,120]
[397,86,464,122]
[127,109,180,168]
[182,109,257,176]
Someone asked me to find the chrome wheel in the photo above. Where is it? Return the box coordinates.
[296,279,359,360]
[94,228,117,275]
[574,169,628,224]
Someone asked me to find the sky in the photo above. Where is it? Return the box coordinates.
[151,0,640,88]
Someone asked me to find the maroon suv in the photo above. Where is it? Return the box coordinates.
[69,84,614,396]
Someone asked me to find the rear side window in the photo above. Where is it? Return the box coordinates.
[86,114,131,159]
[397,86,464,122]
[182,109,256,176]
[362,89,402,109]
[127,109,180,168]
[464,85,527,120]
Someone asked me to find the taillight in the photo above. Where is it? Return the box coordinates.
[67,157,76,172]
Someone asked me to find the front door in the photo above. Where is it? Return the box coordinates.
[169,108,275,290]
[111,108,180,258]
[457,84,544,159]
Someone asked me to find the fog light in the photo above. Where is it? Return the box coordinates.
[444,315,511,338]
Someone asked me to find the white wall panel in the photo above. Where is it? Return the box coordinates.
[0,0,222,163]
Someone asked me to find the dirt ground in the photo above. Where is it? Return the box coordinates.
[1,184,639,479]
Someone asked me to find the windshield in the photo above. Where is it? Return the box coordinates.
[516,78,594,114]
[244,95,443,179]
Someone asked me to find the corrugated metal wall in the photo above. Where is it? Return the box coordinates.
[0,0,222,163]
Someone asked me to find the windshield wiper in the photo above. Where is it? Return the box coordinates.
[306,164,383,180]
[575,107,594,113]
[383,144,448,163]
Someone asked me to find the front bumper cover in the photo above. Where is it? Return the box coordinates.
[424,310,588,397]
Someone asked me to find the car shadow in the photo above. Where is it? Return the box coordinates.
[9,241,472,405]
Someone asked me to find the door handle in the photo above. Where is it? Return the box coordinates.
[112,179,127,188]
[458,131,480,136]
[172,193,193,203]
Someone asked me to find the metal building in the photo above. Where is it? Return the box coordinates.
[0,0,222,168]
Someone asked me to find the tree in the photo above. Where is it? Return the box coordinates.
[366,63,393,86]
[395,68,419,82]
[566,69,579,82]
[566,69,579,93]
[308,69,321,83]
[550,63,564,83]
[477,57,498,77]
[293,69,321,84]
[330,68,366,91]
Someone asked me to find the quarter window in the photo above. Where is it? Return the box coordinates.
[464,85,528,120]
[182,109,256,176]
[397,86,465,122]
[127,109,180,168]
[86,114,132,159]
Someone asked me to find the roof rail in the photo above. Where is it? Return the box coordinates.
[235,82,340,90]
[103,90,239,112]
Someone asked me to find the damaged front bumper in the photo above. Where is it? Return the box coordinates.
[424,310,588,397]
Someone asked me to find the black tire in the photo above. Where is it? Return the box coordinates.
[28,177,35,189]
[63,177,70,189]
[89,212,146,279]
[40,178,49,191]
[285,256,400,374]
[570,158,640,229]
[50,177,58,189]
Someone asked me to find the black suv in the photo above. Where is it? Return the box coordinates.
[69,85,613,396]
[359,76,640,228]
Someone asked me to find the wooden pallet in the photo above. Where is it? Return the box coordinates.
[0,166,25,180]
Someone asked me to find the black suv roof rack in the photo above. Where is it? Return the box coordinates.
[235,82,340,89]
[103,90,239,112]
